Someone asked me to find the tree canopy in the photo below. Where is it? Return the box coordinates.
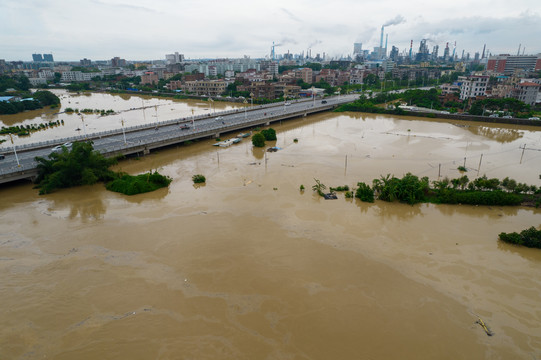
[34,141,117,194]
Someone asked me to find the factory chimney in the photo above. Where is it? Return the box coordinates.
[379,26,385,59]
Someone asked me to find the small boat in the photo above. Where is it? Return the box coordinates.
[237,132,251,138]
[213,137,242,147]
[219,139,235,147]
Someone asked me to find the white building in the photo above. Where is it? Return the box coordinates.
[459,75,489,100]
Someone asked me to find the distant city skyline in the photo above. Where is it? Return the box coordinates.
[1,0,541,61]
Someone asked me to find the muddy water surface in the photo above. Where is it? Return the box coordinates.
[1,112,541,359]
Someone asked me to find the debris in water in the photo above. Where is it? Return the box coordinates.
[475,317,494,336]
[323,193,338,200]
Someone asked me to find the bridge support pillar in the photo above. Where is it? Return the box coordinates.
[265,122,270,126]
[215,133,220,138]
[143,146,150,155]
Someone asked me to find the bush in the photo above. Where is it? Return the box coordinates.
[499,227,541,249]
[355,182,374,202]
[330,185,349,192]
[192,174,206,183]
[252,133,266,147]
[106,171,172,195]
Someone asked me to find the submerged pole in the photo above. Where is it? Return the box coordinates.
[477,154,483,176]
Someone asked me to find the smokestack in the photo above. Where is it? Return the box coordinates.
[409,40,413,59]
[482,44,486,59]
[379,26,385,58]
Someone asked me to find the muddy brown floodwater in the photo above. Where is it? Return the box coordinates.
[1,111,541,359]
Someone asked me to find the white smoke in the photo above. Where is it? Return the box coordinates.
[384,15,406,27]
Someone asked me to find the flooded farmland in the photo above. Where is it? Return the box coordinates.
[1,101,541,359]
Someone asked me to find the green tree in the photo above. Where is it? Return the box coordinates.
[261,128,277,141]
[34,141,117,194]
[312,179,327,196]
[252,133,266,147]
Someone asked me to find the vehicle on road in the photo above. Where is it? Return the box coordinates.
[51,142,73,153]
[180,124,190,130]
[529,117,540,120]
[489,114,499,118]
[284,102,291,106]
[215,116,223,121]
[321,100,327,104]
[502,115,512,119]
[0,154,5,160]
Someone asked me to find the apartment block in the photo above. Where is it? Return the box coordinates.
[459,75,489,100]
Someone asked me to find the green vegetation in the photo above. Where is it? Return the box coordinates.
[34,141,172,195]
[300,184,305,191]
[373,173,430,205]
[312,179,327,197]
[106,171,172,195]
[457,166,468,172]
[260,128,277,141]
[192,174,206,183]
[330,185,349,192]
[1,120,63,136]
[355,182,375,202]
[469,98,532,117]
[34,141,117,195]
[344,174,537,206]
[499,227,541,249]
[252,133,266,147]
[335,96,406,115]
[0,90,60,115]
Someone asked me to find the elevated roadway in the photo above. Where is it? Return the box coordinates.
[0,95,357,185]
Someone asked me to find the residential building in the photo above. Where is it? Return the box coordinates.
[440,83,460,95]
[32,54,43,62]
[459,75,489,100]
[43,54,54,62]
[182,80,227,96]
[165,52,184,64]
[299,68,313,84]
[141,72,159,85]
[512,81,541,106]
[111,57,126,67]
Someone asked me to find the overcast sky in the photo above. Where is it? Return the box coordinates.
[1,0,541,62]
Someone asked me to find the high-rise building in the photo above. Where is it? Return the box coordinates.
[32,53,43,62]
[353,43,363,55]
[43,54,54,62]
[165,52,184,64]
[111,57,126,67]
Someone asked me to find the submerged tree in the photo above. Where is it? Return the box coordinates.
[34,141,116,194]
[312,178,327,197]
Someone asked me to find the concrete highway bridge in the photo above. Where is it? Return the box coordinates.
[0,95,357,185]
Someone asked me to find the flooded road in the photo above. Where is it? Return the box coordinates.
[1,111,541,359]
